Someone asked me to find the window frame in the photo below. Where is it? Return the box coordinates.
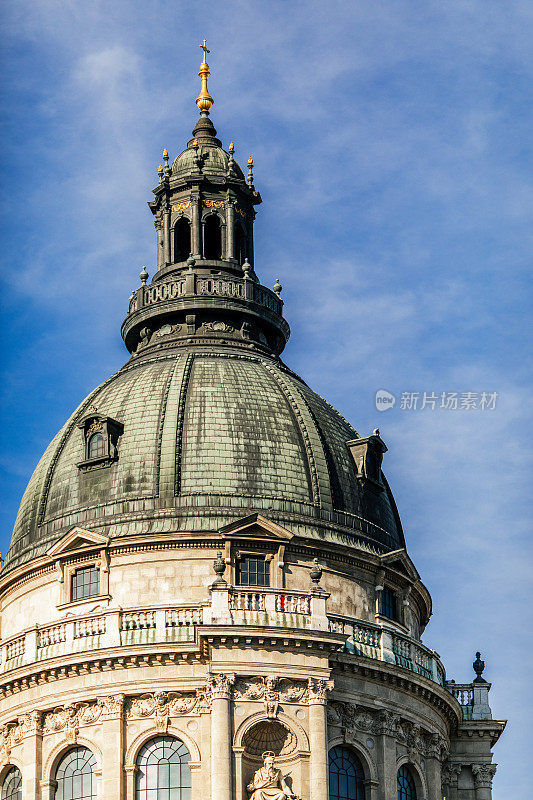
[328,745,366,800]
[70,564,101,602]
[135,735,191,800]
[379,585,399,621]
[54,746,98,800]
[397,764,417,800]
[2,766,22,800]
[236,554,270,587]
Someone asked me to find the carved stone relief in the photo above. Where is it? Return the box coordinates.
[233,676,309,719]
[328,700,448,762]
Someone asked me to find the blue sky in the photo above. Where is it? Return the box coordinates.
[1,1,531,794]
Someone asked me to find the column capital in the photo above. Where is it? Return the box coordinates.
[307,677,333,705]
[472,763,497,788]
[209,672,235,700]
[441,762,462,787]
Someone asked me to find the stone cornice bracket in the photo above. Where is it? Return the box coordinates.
[209,672,235,700]
[472,763,497,788]
[307,677,333,705]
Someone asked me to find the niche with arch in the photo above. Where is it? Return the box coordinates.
[173,217,191,263]
[241,720,299,799]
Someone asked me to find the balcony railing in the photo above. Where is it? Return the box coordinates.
[0,589,449,695]
[128,274,283,317]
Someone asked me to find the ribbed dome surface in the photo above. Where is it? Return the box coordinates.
[5,349,404,572]
[172,146,244,181]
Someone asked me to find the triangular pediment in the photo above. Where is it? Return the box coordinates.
[47,527,109,557]
[380,548,420,581]
[219,514,294,541]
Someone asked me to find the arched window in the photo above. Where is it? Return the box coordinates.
[2,767,22,800]
[55,746,97,800]
[234,222,246,264]
[88,432,105,459]
[203,215,222,260]
[397,764,417,800]
[173,217,191,263]
[136,736,191,800]
[328,746,366,800]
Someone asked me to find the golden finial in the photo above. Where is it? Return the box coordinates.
[157,164,163,175]
[196,39,214,113]
[229,142,234,153]
[192,138,199,148]
[162,148,168,158]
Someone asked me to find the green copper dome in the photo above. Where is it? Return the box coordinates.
[5,347,404,573]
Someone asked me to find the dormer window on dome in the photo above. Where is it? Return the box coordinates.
[77,409,124,471]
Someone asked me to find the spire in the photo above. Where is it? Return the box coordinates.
[196,39,214,114]
[189,39,221,147]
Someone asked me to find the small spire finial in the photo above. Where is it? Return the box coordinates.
[229,141,234,154]
[273,278,282,296]
[157,164,163,181]
[139,266,149,285]
[196,39,214,114]
[247,156,254,188]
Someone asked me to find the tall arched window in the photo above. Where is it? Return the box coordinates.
[88,432,105,459]
[173,217,191,263]
[2,767,22,800]
[55,746,97,800]
[136,736,191,800]
[203,215,222,260]
[397,764,417,800]
[328,746,366,800]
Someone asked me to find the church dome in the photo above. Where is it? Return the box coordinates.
[172,145,245,181]
[5,347,404,573]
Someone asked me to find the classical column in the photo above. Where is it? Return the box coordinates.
[191,192,201,257]
[472,764,497,800]
[99,695,125,800]
[210,673,234,800]
[163,204,171,265]
[375,711,399,800]
[226,199,235,260]
[441,763,461,800]
[307,678,333,800]
[155,218,163,269]
[425,734,445,800]
[20,711,42,800]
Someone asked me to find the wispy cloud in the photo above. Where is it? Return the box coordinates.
[1,2,531,794]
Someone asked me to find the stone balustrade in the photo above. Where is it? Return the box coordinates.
[328,614,446,686]
[128,273,283,317]
[446,681,493,721]
[0,590,451,696]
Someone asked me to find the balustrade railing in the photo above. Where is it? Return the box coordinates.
[128,274,283,317]
[0,596,448,694]
[329,616,382,658]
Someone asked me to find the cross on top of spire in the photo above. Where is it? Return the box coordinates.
[199,39,210,62]
[196,38,214,113]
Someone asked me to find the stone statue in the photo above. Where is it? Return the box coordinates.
[247,752,298,800]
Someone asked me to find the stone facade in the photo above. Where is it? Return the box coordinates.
[0,44,505,800]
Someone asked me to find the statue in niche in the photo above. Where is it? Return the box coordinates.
[247,751,299,799]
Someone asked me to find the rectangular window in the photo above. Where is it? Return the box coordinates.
[236,556,270,587]
[71,566,100,601]
[380,586,398,620]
